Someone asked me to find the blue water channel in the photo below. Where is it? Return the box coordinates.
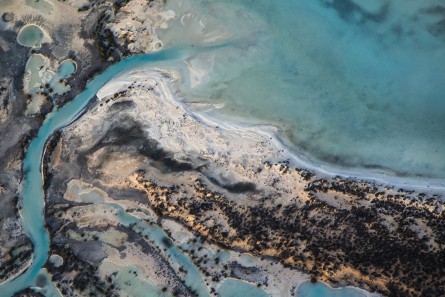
[0,46,199,296]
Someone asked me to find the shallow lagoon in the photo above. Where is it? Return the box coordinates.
[160,0,445,180]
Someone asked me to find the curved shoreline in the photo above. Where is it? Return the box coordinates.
[168,72,445,196]
[92,67,443,295]
[3,47,443,296]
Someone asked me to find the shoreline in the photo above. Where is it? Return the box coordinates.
[2,0,443,295]
[44,66,441,293]
[168,69,445,197]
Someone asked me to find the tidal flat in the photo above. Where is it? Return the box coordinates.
[0,0,444,297]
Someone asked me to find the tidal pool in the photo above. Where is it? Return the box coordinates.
[56,59,76,77]
[17,24,45,48]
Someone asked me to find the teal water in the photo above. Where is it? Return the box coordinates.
[0,42,374,296]
[0,46,203,296]
[17,24,45,48]
[6,0,441,295]
[56,60,76,77]
[24,56,77,96]
[114,204,211,297]
[160,0,445,179]
[49,59,77,95]
[296,282,367,297]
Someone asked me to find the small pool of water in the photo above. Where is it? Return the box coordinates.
[17,24,45,48]
[24,56,76,97]
[50,59,77,95]
[56,59,76,77]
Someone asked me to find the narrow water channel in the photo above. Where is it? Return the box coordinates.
[0,46,194,296]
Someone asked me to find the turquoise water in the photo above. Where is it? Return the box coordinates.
[160,0,445,179]
[49,59,77,95]
[115,206,211,297]
[24,56,76,96]
[0,42,374,296]
[296,282,367,297]
[56,60,76,77]
[17,24,45,48]
[6,0,441,295]
[0,46,201,296]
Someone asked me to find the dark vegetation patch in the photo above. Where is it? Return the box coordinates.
[108,100,136,112]
[207,176,256,194]
[80,117,194,174]
[12,288,45,297]
[161,236,173,248]
[0,242,33,282]
[139,175,445,297]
